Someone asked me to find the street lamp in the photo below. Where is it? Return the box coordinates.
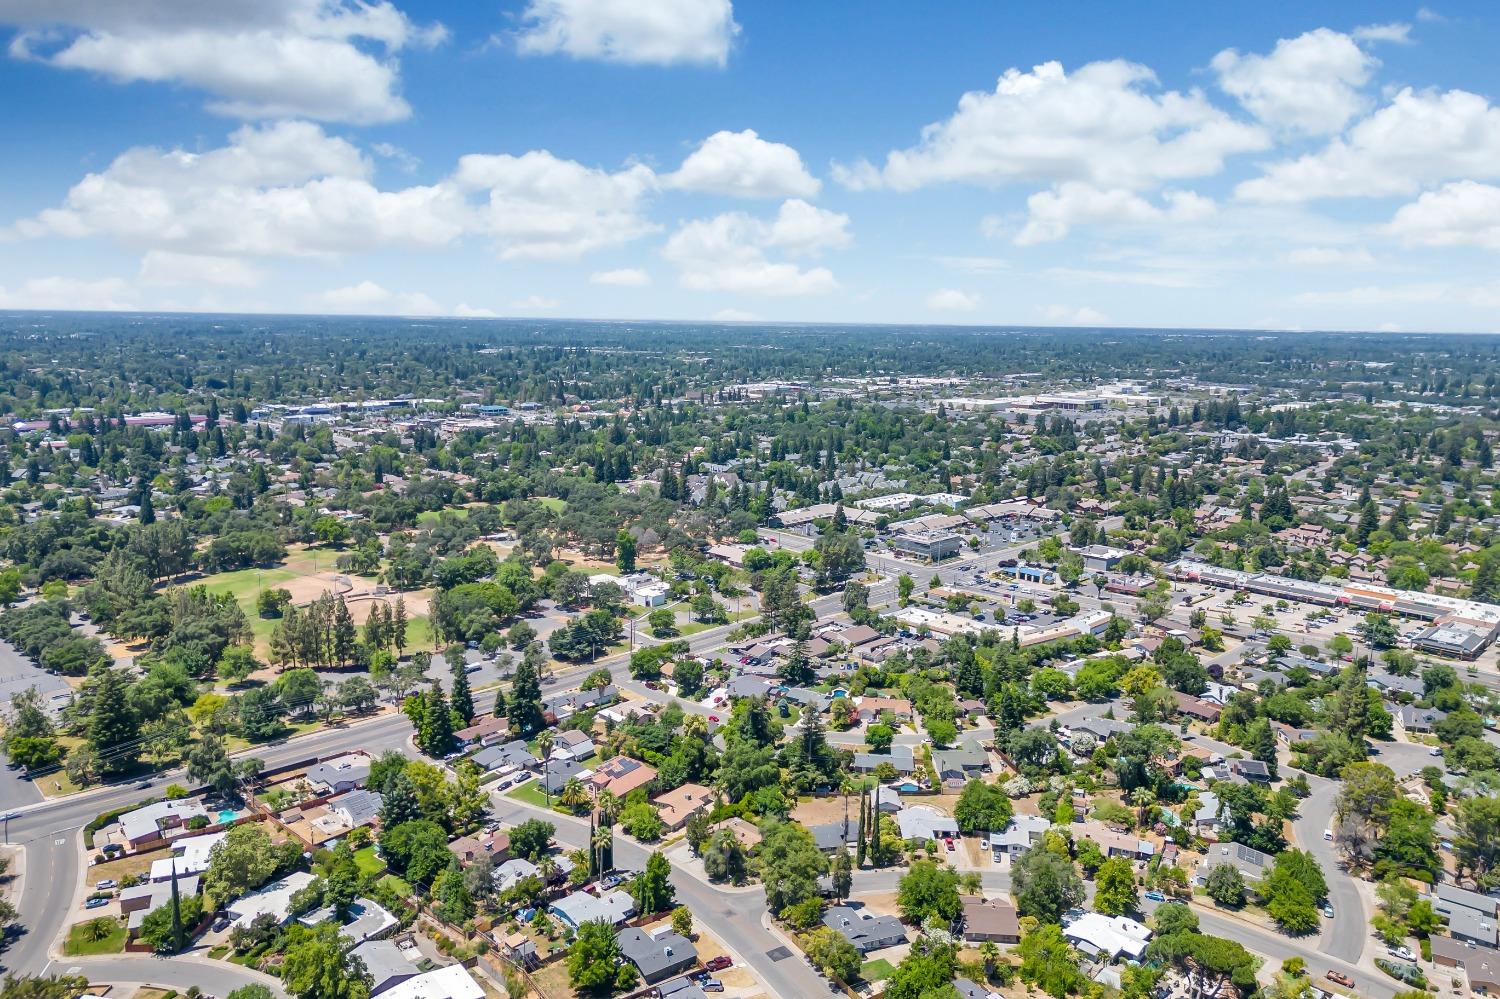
[1,811,18,845]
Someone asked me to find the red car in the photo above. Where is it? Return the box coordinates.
[704,956,732,972]
[1325,971,1354,989]
[708,715,720,723]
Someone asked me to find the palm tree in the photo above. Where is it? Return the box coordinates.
[559,777,589,813]
[537,730,556,761]
[979,941,1001,978]
[595,789,619,827]
[1130,786,1156,828]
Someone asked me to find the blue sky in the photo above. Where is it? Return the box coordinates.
[2,1,1500,331]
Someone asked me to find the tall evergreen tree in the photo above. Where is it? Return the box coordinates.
[450,660,474,725]
[419,682,454,756]
[509,647,545,735]
[87,662,139,773]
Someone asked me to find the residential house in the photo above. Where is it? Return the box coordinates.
[933,742,989,785]
[542,758,589,794]
[616,927,698,984]
[589,756,657,798]
[1431,936,1500,993]
[989,814,1053,859]
[148,831,225,881]
[1436,884,1500,947]
[1075,820,1155,861]
[896,806,959,843]
[306,753,371,795]
[1170,691,1222,724]
[455,715,510,748]
[120,875,202,936]
[960,897,1020,944]
[473,740,538,773]
[379,965,485,999]
[856,696,914,724]
[115,799,210,849]
[553,729,597,761]
[653,783,712,832]
[550,889,635,930]
[448,829,510,865]
[852,745,915,774]
[1194,843,1273,885]
[1063,912,1152,961]
[808,821,856,853]
[823,905,907,953]
[1231,759,1273,783]
[350,939,415,995]
[225,871,317,930]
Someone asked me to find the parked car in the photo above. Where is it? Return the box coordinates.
[1322,902,1335,918]
[1325,971,1355,989]
[85,897,109,909]
[96,879,117,890]
[1390,946,1416,962]
[701,982,724,993]
[704,956,732,972]
[465,663,482,673]
[1143,890,1165,902]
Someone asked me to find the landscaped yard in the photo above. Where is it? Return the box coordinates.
[506,781,559,810]
[86,845,170,885]
[64,917,126,955]
[860,958,896,982]
[353,846,387,878]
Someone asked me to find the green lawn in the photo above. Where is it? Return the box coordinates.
[377,873,412,897]
[64,918,126,956]
[859,959,896,982]
[506,780,559,810]
[417,508,469,525]
[353,846,387,878]
[537,497,567,513]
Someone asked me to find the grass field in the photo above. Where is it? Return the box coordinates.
[860,958,896,982]
[64,918,126,956]
[506,781,559,811]
[194,544,435,657]
[353,846,386,878]
[416,508,468,525]
[537,497,567,513]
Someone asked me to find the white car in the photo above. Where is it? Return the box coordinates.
[1324,828,1333,841]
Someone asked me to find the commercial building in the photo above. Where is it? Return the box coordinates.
[890,529,963,562]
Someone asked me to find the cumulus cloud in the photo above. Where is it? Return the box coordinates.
[926,288,979,312]
[2,0,444,124]
[711,308,758,321]
[590,267,651,286]
[139,250,263,287]
[453,303,499,318]
[1386,180,1500,249]
[1038,304,1108,325]
[1014,183,1215,245]
[1352,22,1412,44]
[454,151,659,260]
[1211,28,1377,135]
[833,60,1266,193]
[668,129,819,198]
[1237,87,1500,202]
[663,198,849,296]
[11,122,660,264]
[316,280,441,314]
[514,0,738,66]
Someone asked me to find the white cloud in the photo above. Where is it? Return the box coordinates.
[1283,245,1377,266]
[1211,28,1376,136]
[3,0,444,124]
[1386,180,1500,249]
[454,151,658,260]
[833,59,1266,192]
[590,267,651,286]
[0,275,134,311]
[711,308,758,321]
[668,129,819,198]
[1014,183,1215,245]
[316,280,441,314]
[1038,304,1108,325]
[12,122,660,265]
[510,294,561,311]
[515,0,738,67]
[1352,22,1412,44]
[1237,87,1500,202]
[926,288,979,312]
[139,250,262,287]
[663,198,848,296]
[453,303,499,318]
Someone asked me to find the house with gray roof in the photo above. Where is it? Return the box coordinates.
[306,753,371,795]
[808,821,856,853]
[1194,842,1273,885]
[550,888,634,930]
[329,789,382,829]
[351,939,415,995]
[989,814,1052,859]
[933,742,989,784]
[542,757,588,793]
[853,745,915,774]
[616,927,698,984]
[823,904,907,953]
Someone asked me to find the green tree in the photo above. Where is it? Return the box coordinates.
[1204,863,1247,908]
[1012,847,1085,922]
[802,926,862,983]
[1018,923,1086,998]
[758,820,827,915]
[897,859,962,924]
[954,778,1013,834]
[1094,856,1138,915]
[282,922,373,999]
[633,851,675,915]
[567,919,636,994]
